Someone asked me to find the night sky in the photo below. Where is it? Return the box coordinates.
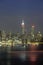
[0,0,43,33]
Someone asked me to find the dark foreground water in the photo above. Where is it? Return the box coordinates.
[0,44,43,65]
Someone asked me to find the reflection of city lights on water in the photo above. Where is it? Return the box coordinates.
[30,45,36,51]
[29,54,37,62]
[29,42,37,62]
[19,53,26,61]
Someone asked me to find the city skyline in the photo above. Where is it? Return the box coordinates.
[0,0,43,33]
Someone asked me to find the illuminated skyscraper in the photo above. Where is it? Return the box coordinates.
[21,20,26,46]
[36,31,42,41]
[2,30,6,41]
[31,25,35,39]
[21,20,25,34]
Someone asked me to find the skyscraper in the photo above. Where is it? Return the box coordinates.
[21,20,25,34]
[2,30,6,41]
[31,25,35,40]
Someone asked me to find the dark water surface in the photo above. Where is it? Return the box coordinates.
[0,44,43,65]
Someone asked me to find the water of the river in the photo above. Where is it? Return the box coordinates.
[0,44,43,65]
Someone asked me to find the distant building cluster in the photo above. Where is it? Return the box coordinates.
[0,20,43,47]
